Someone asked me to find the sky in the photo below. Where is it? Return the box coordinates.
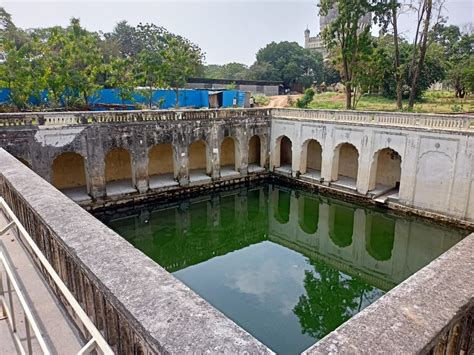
[2,0,473,65]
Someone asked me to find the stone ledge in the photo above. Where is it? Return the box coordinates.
[0,148,272,354]
[302,232,474,354]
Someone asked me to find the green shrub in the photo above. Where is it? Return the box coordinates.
[296,88,315,108]
[253,94,270,106]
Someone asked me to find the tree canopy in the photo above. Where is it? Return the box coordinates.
[0,9,204,110]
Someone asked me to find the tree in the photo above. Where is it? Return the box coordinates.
[433,24,473,98]
[0,35,48,110]
[45,19,102,108]
[203,62,249,80]
[106,57,137,104]
[406,0,445,109]
[293,259,382,340]
[136,49,164,108]
[320,0,376,109]
[246,61,280,81]
[248,41,324,88]
[162,36,204,108]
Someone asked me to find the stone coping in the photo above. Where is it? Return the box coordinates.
[0,149,272,354]
[0,108,472,132]
[303,232,474,354]
[0,108,272,127]
[273,108,474,131]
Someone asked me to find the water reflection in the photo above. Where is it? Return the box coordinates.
[98,183,465,355]
[293,259,383,340]
[328,204,354,248]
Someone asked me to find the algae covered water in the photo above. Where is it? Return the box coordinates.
[98,183,465,354]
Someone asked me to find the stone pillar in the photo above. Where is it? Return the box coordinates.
[320,138,334,184]
[132,139,148,194]
[210,124,220,180]
[261,134,270,170]
[238,129,248,176]
[356,134,373,194]
[398,135,419,205]
[85,127,106,198]
[176,144,189,186]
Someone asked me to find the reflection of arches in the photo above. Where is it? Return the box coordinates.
[331,143,359,182]
[52,152,86,189]
[274,135,292,168]
[329,204,354,247]
[220,195,236,227]
[273,189,290,224]
[189,140,211,175]
[298,195,319,234]
[190,201,210,231]
[300,139,323,175]
[105,148,132,183]
[247,189,261,221]
[220,137,239,171]
[248,135,262,167]
[148,143,175,177]
[365,213,395,261]
[369,148,401,190]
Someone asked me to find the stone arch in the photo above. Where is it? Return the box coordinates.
[220,136,240,173]
[369,148,402,191]
[274,135,292,169]
[189,139,211,181]
[298,195,319,234]
[52,152,87,190]
[148,143,177,189]
[328,204,354,248]
[365,213,395,261]
[105,148,134,194]
[248,135,263,167]
[331,143,359,183]
[273,188,291,224]
[148,143,175,176]
[300,139,323,176]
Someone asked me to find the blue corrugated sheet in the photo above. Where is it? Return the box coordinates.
[0,88,245,109]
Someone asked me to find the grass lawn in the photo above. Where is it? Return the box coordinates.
[308,91,474,114]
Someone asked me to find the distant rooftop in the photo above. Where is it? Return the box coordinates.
[188,78,284,86]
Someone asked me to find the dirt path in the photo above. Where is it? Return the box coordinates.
[264,95,302,108]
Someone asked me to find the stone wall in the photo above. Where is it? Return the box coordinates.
[270,109,474,225]
[0,149,272,354]
[0,109,271,206]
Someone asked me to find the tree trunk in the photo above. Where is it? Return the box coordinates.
[342,56,352,109]
[345,83,352,110]
[392,4,403,110]
[408,0,432,109]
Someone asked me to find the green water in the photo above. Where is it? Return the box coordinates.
[98,183,466,354]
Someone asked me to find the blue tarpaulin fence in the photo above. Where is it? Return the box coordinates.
[0,88,245,109]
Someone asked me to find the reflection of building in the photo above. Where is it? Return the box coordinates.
[102,183,463,291]
[304,5,372,57]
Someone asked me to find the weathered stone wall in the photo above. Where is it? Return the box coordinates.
[271,109,474,225]
[0,109,271,204]
[0,149,272,354]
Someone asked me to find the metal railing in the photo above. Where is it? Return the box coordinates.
[0,197,114,355]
